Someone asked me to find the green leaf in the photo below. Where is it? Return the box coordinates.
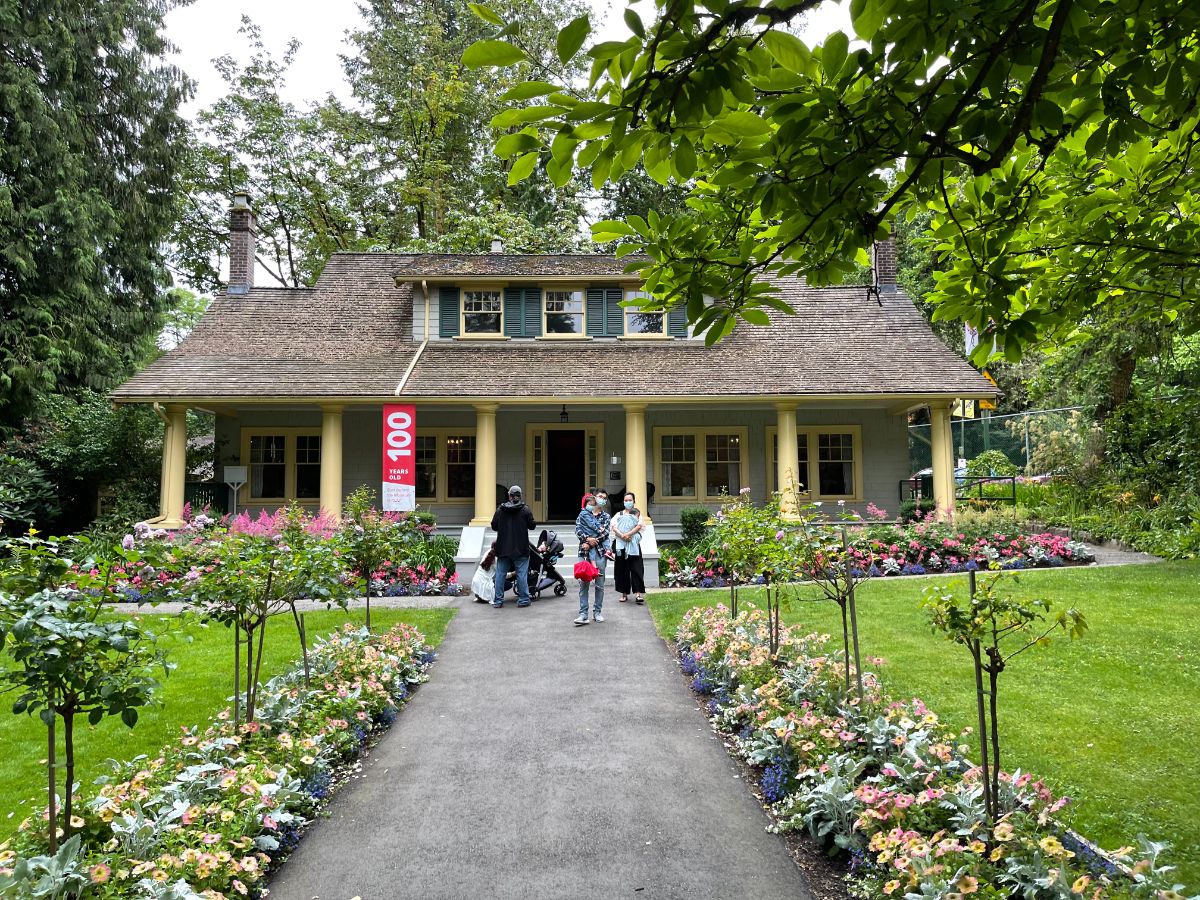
[508,151,539,185]
[762,31,810,74]
[715,110,771,136]
[121,707,138,728]
[591,220,636,241]
[494,131,541,158]
[821,31,849,80]
[557,16,591,65]
[673,138,697,179]
[499,81,561,102]
[623,8,645,38]
[462,40,527,69]
[740,308,770,326]
[467,3,504,26]
[849,0,885,40]
[88,707,104,725]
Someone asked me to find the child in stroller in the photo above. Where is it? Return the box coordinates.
[501,529,567,599]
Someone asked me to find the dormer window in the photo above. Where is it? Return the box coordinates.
[544,288,584,335]
[624,289,666,335]
[463,288,502,334]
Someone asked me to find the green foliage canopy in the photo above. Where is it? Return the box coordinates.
[468,0,1200,356]
[0,0,191,429]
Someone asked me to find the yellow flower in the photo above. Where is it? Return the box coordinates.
[989,847,1004,863]
[1072,875,1092,894]
[883,880,901,895]
[967,840,986,854]
[957,875,979,894]
[993,822,1015,842]
[152,870,169,882]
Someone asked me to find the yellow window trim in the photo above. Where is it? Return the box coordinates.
[652,426,750,502]
[460,283,504,337]
[765,424,864,501]
[239,427,321,504]
[541,285,586,338]
[415,427,478,504]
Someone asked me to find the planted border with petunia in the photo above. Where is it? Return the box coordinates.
[0,622,436,899]
[674,605,1195,900]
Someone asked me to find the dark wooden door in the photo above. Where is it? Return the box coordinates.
[546,430,585,520]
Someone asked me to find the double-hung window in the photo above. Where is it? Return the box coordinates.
[243,430,321,502]
[655,428,749,500]
[766,425,862,500]
[414,430,478,503]
[544,288,585,335]
[623,288,665,335]
[462,288,502,334]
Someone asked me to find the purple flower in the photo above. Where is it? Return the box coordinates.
[122,534,135,551]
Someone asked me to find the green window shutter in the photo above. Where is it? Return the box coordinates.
[504,287,524,337]
[667,305,688,337]
[439,286,460,338]
[524,287,542,338]
[586,287,606,337]
[605,287,623,336]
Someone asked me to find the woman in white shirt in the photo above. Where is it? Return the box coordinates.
[612,491,646,604]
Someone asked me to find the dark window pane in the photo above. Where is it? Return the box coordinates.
[817,432,854,496]
[447,435,476,499]
[416,435,437,498]
[249,435,285,498]
[295,463,321,498]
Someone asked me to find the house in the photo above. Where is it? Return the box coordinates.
[113,195,995,587]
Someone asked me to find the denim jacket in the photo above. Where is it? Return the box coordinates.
[575,509,605,565]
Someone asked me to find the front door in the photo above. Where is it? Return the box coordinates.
[546,430,585,520]
[526,422,605,522]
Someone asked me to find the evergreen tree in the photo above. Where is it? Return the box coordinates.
[0,0,191,431]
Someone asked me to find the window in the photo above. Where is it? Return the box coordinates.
[817,432,856,497]
[660,434,697,497]
[409,430,477,503]
[765,426,862,500]
[242,430,320,502]
[544,289,584,334]
[446,434,476,499]
[295,435,321,499]
[415,435,437,499]
[624,288,665,335]
[462,289,502,334]
[705,433,742,496]
[249,435,286,499]
[655,428,749,500]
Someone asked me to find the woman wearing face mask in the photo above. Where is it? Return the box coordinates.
[612,492,646,604]
[574,493,608,625]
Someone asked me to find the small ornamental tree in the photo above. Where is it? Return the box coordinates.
[711,488,782,618]
[341,487,395,631]
[791,512,868,700]
[922,571,1088,828]
[0,588,166,852]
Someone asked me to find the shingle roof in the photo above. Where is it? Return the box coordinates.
[113,252,995,401]
[388,253,644,278]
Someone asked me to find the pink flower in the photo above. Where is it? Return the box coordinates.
[262,815,278,830]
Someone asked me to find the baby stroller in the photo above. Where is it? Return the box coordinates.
[503,529,567,599]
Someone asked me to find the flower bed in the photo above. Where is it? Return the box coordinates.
[675,606,1191,900]
[74,505,461,604]
[0,622,436,899]
[664,513,1094,588]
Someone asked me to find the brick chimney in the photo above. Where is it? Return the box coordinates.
[872,236,898,292]
[228,192,256,295]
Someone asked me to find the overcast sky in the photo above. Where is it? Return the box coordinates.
[165,0,853,113]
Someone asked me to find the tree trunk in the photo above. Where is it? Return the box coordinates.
[840,601,851,691]
[843,531,864,701]
[729,583,737,619]
[63,707,74,837]
[246,621,255,722]
[989,665,1002,817]
[251,618,267,721]
[971,641,994,824]
[47,712,57,853]
[292,606,311,686]
[233,624,241,728]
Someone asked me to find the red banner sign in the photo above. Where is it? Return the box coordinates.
[382,404,416,511]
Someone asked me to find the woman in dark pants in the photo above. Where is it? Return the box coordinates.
[612,491,646,604]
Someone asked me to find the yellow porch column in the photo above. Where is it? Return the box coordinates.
[471,403,498,526]
[775,402,800,519]
[159,404,188,528]
[624,403,649,522]
[320,405,344,519]
[929,402,956,521]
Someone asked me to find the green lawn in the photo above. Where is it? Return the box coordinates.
[1,606,455,836]
[648,561,1200,888]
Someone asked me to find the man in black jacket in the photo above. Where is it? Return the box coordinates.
[489,485,536,607]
